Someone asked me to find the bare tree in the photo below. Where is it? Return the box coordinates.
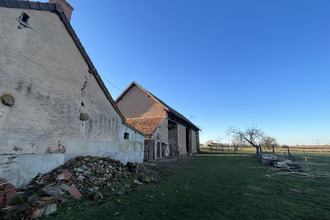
[214,137,223,144]
[205,140,213,146]
[227,126,264,155]
[231,134,247,147]
[260,136,278,153]
[231,134,247,154]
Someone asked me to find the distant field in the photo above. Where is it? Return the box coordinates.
[290,145,330,149]
[200,145,330,156]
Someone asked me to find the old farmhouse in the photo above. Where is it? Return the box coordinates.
[0,0,144,188]
[116,82,200,161]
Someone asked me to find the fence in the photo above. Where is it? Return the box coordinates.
[199,145,330,156]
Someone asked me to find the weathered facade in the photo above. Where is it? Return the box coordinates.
[116,82,200,161]
[0,0,144,188]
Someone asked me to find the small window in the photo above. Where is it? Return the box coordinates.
[157,133,160,139]
[124,132,129,140]
[16,12,34,30]
[20,12,29,23]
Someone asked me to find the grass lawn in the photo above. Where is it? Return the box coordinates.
[48,154,330,220]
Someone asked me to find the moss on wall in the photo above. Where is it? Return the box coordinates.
[1,93,14,107]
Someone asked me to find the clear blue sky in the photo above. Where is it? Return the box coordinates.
[49,0,330,145]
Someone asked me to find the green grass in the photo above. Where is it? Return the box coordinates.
[48,154,330,220]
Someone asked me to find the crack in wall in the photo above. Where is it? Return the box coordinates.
[80,75,88,96]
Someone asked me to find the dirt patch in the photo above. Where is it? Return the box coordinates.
[146,156,195,170]
[133,156,195,192]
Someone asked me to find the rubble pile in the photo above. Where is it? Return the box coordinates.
[260,153,301,172]
[32,156,137,194]
[1,156,155,219]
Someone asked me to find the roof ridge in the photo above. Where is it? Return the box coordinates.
[126,116,166,120]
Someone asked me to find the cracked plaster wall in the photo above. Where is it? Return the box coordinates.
[0,8,144,188]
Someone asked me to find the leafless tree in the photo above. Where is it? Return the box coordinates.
[205,140,213,146]
[231,134,247,153]
[260,136,278,153]
[214,137,223,143]
[227,126,264,155]
[231,134,247,147]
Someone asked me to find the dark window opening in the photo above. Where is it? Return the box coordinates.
[124,132,129,140]
[16,12,34,30]
[20,12,29,23]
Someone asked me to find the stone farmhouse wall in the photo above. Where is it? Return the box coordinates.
[0,8,144,188]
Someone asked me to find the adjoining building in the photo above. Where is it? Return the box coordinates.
[0,0,144,188]
[116,82,200,161]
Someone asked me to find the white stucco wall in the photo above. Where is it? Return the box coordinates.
[0,8,144,188]
[151,118,168,144]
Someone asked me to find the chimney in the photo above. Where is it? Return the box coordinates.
[49,0,74,22]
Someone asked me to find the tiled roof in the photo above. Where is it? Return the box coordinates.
[0,0,143,136]
[126,117,166,136]
[117,82,200,131]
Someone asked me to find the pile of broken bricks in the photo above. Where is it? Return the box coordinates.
[1,156,156,219]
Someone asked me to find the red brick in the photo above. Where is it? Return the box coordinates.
[5,198,16,206]
[5,194,16,199]
[5,190,16,196]
[1,182,16,206]
[49,0,74,22]
[68,187,82,199]
[0,196,4,206]
[5,195,16,203]
[56,170,72,181]
[5,189,16,194]
[3,184,15,193]
[0,178,8,184]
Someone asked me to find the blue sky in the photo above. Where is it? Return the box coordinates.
[51,0,330,145]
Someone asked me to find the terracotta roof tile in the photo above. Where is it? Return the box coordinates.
[116,82,200,131]
[126,117,165,135]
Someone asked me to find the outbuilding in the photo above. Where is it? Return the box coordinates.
[0,0,144,187]
[116,82,200,161]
